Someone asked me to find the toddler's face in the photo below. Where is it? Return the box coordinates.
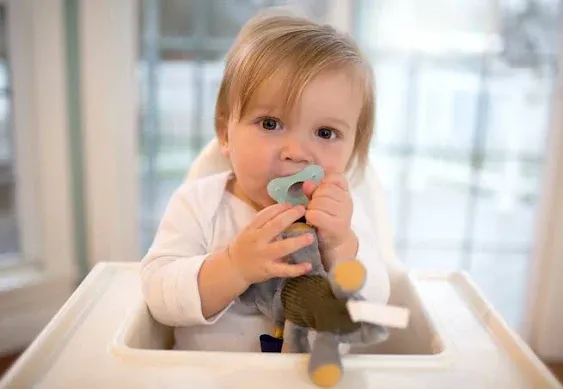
[221,69,363,210]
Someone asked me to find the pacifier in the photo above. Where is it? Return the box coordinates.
[267,165,325,206]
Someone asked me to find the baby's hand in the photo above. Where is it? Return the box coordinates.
[303,173,356,255]
[227,203,313,285]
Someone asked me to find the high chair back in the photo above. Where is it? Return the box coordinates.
[186,138,406,285]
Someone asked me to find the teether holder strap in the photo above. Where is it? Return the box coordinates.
[267,165,325,205]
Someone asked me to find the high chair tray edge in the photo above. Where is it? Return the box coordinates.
[0,262,560,389]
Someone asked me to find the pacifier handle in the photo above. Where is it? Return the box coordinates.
[267,165,325,206]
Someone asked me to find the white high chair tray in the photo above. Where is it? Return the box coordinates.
[1,262,560,389]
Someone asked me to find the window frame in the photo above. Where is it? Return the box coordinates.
[0,0,77,355]
[523,14,563,360]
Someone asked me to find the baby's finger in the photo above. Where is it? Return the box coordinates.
[305,208,335,230]
[302,180,319,199]
[269,262,312,278]
[311,184,347,203]
[308,197,339,217]
[260,205,306,240]
[322,173,349,192]
[267,232,314,258]
[249,202,293,229]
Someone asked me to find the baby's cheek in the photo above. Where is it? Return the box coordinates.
[319,157,347,176]
[317,142,352,166]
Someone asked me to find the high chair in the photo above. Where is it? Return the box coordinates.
[1,139,561,388]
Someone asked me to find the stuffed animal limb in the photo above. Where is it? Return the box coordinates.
[276,222,388,387]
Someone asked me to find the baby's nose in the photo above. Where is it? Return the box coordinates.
[280,138,313,164]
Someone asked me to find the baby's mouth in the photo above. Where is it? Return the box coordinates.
[273,169,304,179]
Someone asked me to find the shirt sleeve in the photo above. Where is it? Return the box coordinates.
[140,184,233,327]
[351,204,391,305]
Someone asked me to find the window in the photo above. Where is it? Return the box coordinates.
[0,0,77,354]
[354,0,560,328]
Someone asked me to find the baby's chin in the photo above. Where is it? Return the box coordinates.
[256,196,278,209]
[240,190,277,211]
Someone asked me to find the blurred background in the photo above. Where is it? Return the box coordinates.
[1,0,562,378]
[132,0,559,329]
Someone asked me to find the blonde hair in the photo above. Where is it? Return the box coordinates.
[215,10,375,174]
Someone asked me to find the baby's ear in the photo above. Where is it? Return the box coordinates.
[216,127,230,158]
[219,138,230,158]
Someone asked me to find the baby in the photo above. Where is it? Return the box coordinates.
[141,9,391,352]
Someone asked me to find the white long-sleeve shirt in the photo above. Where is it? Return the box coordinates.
[141,170,390,352]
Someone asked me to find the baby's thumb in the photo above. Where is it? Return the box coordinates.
[302,180,318,199]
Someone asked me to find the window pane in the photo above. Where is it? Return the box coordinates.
[402,248,463,272]
[405,156,471,247]
[370,57,411,149]
[0,5,19,260]
[472,157,539,251]
[468,252,531,329]
[368,150,404,233]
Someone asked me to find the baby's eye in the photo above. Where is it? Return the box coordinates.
[317,128,337,140]
[261,118,281,131]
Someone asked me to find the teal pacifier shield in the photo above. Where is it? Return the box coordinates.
[267,165,325,205]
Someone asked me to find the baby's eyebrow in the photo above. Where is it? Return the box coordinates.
[322,117,351,130]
